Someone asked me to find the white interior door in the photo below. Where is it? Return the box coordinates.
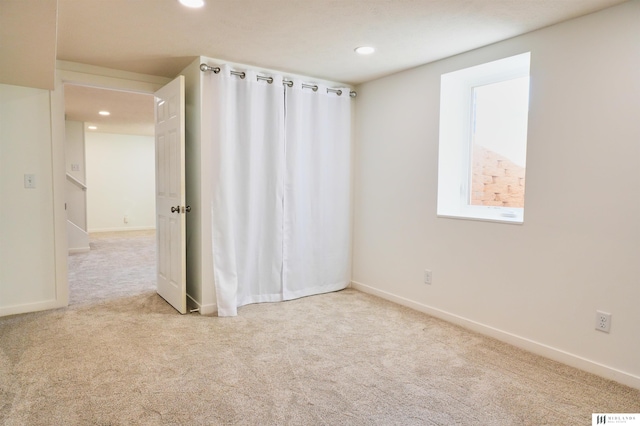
[154,75,187,314]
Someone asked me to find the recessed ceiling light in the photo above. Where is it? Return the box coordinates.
[355,46,375,55]
[88,126,97,130]
[179,0,204,7]
[98,111,110,116]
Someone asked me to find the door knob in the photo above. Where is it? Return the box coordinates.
[185,205,191,213]
[171,206,180,213]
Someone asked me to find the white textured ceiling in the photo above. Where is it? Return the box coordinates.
[2,0,630,136]
[64,85,155,136]
[0,0,57,90]
[56,0,628,86]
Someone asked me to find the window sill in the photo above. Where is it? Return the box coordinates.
[437,212,524,225]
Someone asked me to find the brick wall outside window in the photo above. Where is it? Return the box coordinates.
[471,144,525,208]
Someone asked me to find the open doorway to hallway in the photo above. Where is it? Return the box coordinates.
[68,231,156,306]
[64,84,157,306]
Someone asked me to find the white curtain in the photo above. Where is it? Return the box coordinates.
[283,81,352,299]
[208,66,351,316]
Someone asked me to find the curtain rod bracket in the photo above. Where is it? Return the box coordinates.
[200,63,220,74]
[201,64,356,98]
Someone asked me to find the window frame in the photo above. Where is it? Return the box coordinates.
[437,52,531,224]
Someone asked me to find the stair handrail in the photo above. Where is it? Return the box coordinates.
[66,173,87,191]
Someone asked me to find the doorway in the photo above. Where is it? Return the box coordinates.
[64,83,157,306]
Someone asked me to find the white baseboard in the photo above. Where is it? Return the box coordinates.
[199,303,217,316]
[68,247,90,254]
[186,293,217,316]
[88,226,156,233]
[350,280,640,391]
[0,299,65,318]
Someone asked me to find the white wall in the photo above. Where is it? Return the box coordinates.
[352,1,640,388]
[0,84,58,314]
[85,132,156,232]
[65,120,86,183]
[65,120,87,231]
[0,63,168,318]
[182,58,213,312]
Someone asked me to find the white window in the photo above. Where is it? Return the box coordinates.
[437,52,531,224]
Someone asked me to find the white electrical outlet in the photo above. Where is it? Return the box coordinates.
[424,269,432,285]
[595,311,611,333]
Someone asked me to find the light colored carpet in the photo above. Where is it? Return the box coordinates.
[68,230,157,307]
[1,231,639,425]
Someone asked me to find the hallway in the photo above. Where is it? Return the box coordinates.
[68,230,156,306]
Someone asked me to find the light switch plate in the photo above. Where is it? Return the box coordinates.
[24,174,36,189]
